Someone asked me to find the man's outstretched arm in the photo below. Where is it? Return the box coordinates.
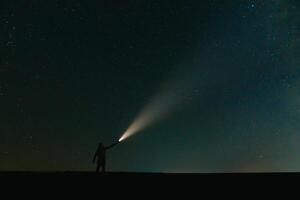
[105,141,119,150]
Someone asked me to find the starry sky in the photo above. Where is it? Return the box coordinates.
[1,0,300,172]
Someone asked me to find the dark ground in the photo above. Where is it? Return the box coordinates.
[1,171,300,176]
[0,172,295,194]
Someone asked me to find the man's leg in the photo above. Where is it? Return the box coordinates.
[96,162,100,172]
[103,161,106,172]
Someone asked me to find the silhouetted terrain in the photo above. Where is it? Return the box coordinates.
[1,171,299,176]
[1,171,297,189]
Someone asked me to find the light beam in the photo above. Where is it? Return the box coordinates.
[118,64,205,142]
[118,50,228,142]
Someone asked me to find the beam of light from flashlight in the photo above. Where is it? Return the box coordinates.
[118,46,235,142]
[117,20,268,143]
[118,91,177,142]
[119,62,210,142]
[119,90,177,142]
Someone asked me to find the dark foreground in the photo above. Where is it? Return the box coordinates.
[0,172,296,192]
[2,171,300,180]
[1,171,300,176]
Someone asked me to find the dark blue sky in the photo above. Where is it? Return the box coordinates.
[1,0,300,172]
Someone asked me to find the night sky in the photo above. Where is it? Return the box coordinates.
[1,0,300,172]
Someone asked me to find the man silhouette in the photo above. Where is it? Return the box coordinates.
[93,142,119,172]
